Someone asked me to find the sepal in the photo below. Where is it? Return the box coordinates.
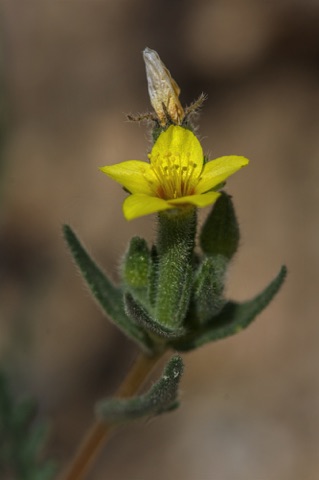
[96,355,184,423]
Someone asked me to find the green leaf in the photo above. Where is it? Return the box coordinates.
[200,192,239,260]
[124,294,185,340]
[96,355,184,423]
[192,255,227,324]
[173,265,287,351]
[22,422,49,464]
[0,371,56,480]
[122,236,151,307]
[147,245,159,308]
[32,464,57,480]
[63,225,153,353]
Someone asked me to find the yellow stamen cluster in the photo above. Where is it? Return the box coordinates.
[148,151,198,199]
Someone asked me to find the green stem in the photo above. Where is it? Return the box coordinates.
[155,207,197,329]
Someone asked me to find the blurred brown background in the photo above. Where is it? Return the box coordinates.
[1,1,319,479]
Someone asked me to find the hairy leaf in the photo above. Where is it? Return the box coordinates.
[174,265,287,351]
[63,225,153,353]
[96,355,183,422]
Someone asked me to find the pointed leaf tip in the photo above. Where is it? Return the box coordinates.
[63,225,154,353]
[174,265,287,351]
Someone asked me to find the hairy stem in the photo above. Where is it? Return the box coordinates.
[155,208,196,329]
[59,352,164,480]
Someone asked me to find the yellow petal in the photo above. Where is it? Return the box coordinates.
[123,194,174,220]
[100,161,156,195]
[168,191,221,208]
[196,156,249,194]
[150,126,203,178]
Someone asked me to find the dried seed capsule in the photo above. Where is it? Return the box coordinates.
[143,47,185,126]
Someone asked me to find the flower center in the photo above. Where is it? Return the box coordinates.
[148,150,199,200]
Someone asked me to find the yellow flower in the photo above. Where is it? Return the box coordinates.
[100,126,249,221]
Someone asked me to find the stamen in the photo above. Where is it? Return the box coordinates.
[147,148,199,199]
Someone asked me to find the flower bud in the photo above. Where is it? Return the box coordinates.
[143,47,184,126]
